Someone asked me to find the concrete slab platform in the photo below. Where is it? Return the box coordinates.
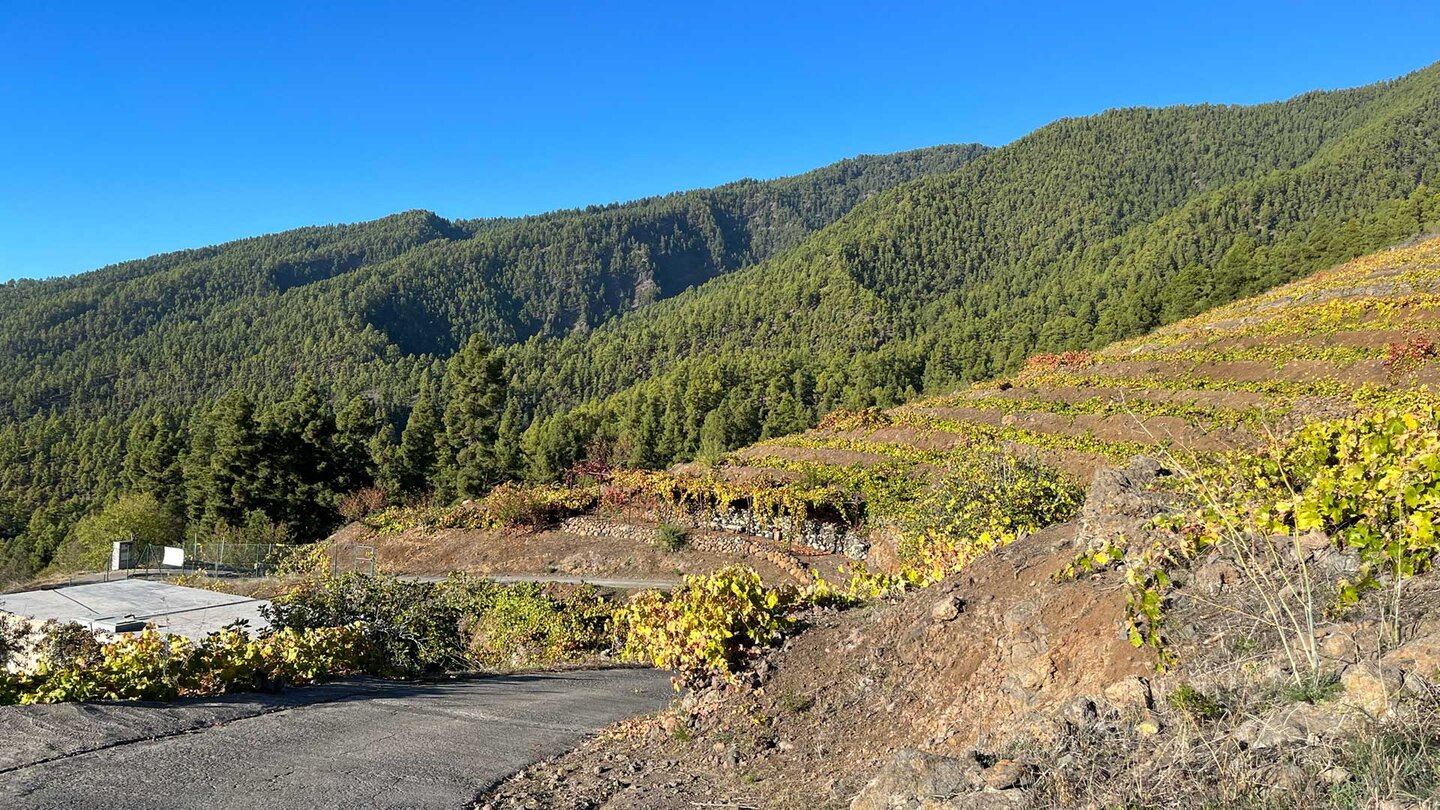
[0,579,269,640]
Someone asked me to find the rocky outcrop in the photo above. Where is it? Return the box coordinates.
[849,748,1027,810]
[1232,702,1355,750]
[1076,455,1174,550]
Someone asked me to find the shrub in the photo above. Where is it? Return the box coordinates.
[816,407,891,433]
[467,584,612,668]
[264,573,482,675]
[265,573,616,675]
[338,487,389,521]
[20,629,194,704]
[475,482,598,528]
[33,619,105,671]
[0,613,30,670]
[898,454,1083,582]
[1022,350,1093,374]
[801,563,908,607]
[1384,333,1436,376]
[1113,407,1440,675]
[11,624,372,705]
[1278,671,1343,705]
[187,625,372,693]
[655,523,689,552]
[614,566,791,682]
[396,482,601,532]
[1167,682,1224,721]
[1247,408,1440,596]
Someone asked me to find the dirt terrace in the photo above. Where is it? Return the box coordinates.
[480,523,1150,809]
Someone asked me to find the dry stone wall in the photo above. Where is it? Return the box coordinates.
[556,515,817,584]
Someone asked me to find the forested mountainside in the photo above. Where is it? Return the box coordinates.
[5,63,1440,584]
[511,62,1440,475]
[0,146,984,579]
[0,144,984,421]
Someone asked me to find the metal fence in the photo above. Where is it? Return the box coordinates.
[185,541,286,577]
[118,542,285,577]
[109,540,375,579]
[325,542,377,576]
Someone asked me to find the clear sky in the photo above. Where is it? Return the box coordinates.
[2,2,1438,281]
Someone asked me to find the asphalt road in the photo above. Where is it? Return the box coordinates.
[0,669,675,810]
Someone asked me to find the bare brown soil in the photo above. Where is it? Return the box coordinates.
[359,524,815,585]
[1163,327,1420,353]
[908,405,1256,452]
[958,384,1270,412]
[1068,357,1391,387]
[481,524,1151,809]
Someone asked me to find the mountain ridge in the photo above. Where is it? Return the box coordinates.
[507,62,1440,475]
[5,62,1440,581]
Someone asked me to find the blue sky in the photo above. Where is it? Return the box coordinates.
[2,2,1437,282]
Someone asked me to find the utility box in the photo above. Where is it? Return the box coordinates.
[111,540,134,571]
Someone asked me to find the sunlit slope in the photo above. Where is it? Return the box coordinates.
[519,63,1440,469]
[690,236,1440,521]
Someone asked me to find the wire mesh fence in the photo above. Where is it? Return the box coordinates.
[108,540,375,579]
[324,542,377,576]
[117,542,285,577]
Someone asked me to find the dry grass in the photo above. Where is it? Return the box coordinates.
[1030,687,1440,809]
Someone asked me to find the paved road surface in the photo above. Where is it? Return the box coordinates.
[0,669,674,810]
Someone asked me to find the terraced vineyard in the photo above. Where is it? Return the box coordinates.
[355,237,1440,586]
[642,236,1440,577]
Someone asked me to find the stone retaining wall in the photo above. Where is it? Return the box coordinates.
[705,506,867,558]
[586,502,866,559]
[557,515,816,583]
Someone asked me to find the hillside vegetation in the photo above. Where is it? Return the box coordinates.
[7,63,1440,589]
[0,146,984,580]
[11,225,1440,809]
[475,235,1440,810]
[516,63,1440,476]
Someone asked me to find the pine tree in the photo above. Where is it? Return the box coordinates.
[438,335,508,500]
[494,399,525,482]
[334,394,382,492]
[124,413,186,517]
[184,390,263,534]
[395,371,441,494]
[369,426,400,495]
[258,377,340,532]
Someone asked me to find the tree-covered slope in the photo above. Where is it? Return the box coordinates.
[511,63,1440,474]
[0,144,984,421]
[0,146,987,580]
[8,62,1440,584]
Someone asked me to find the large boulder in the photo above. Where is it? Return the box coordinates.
[1380,632,1440,687]
[1078,456,1173,544]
